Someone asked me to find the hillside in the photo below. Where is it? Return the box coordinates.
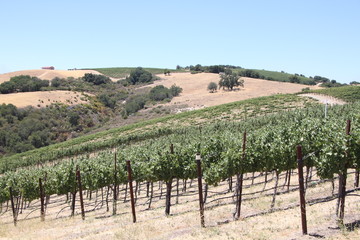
[0,102,359,240]
[0,90,90,108]
[148,72,321,109]
[304,85,360,102]
[0,69,102,83]
[88,67,185,79]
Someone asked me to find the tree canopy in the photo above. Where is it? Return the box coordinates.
[0,75,49,94]
[219,72,244,90]
[126,67,155,85]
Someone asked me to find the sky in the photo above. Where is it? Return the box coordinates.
[1,0,359,83]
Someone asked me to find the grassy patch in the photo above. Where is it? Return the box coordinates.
[303,85,360,102]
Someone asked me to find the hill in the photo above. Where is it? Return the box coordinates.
[87,67,185,79]
[147,72,321,109]
[0,90,90,108]
[0,69,102,83]
[303,85,360,102]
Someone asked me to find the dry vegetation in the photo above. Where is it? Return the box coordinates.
[149,73,322,109]
[0,90,90,108]
[0,69,102,84]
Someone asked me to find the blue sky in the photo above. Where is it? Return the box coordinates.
[1,0,359,83]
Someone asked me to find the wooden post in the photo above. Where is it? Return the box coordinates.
[76,168,85,220]
[355,170,359,188]
[235,131,246,220]
[39,178,45,221]
[113,152,117,215]
[165,144,174,216]
[338,120,351,224]
[9,187,17,226]
[297,145,307,235]
[126,160,136,223]
[196,154,205,227]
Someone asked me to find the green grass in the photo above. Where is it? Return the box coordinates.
[86,67,186,78]
[304,85,360,102]
[232,68,315,85]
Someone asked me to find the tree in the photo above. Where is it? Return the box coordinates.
[149,85,171,101]
[207,82,218,93]
[51,77,63,87]
[126,67,154,85]
[219,73,244,90]
[289,75,300,83]
[83,73,111,85]
[164,69,171,76]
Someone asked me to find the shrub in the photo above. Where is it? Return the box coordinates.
[126,67,154,85]
[208,82,218,93]
[83,73,111,85]
[149,85,171,101]
[170,84,182,97]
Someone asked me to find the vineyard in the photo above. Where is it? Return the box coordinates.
[0,102,360,238]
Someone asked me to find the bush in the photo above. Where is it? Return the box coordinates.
[149,85,172,101]
[170,84,182,97]
[83,73,111,85]
[51,77,63,87]
[124,95,148,115]
[239,70,260,78]
[208,82,218,93]
[0,75,49,94]
[126,67,154,85]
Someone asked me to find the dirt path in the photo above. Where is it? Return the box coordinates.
[300,93,346,105]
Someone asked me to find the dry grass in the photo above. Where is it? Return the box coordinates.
[0,69,102,83]
[0,170,359,240]
[0,90,91,108]
[148,73,322,109]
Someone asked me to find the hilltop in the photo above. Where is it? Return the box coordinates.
[0,69,101,83]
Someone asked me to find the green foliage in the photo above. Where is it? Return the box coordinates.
[208,82,218,93]
[305,85,360,102]
[1,103,360,204]
[51,77,63,87]
[320,80,345,88]
[69,112,80,126]
[0,103,108,157]
[124,95,148,115]
[125,67,155,85]
[0,94,315,172]
[239,69,261,78]
[149,85,172,101]
[219,73,244,90]
[169,84,182,97]
[237,69,316,85]
[289,75,300,83]
[87,67,185,78]
[99,94,116,109]
[164,69,171,76]
[83,73,111,85]
[0,75,49,94]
